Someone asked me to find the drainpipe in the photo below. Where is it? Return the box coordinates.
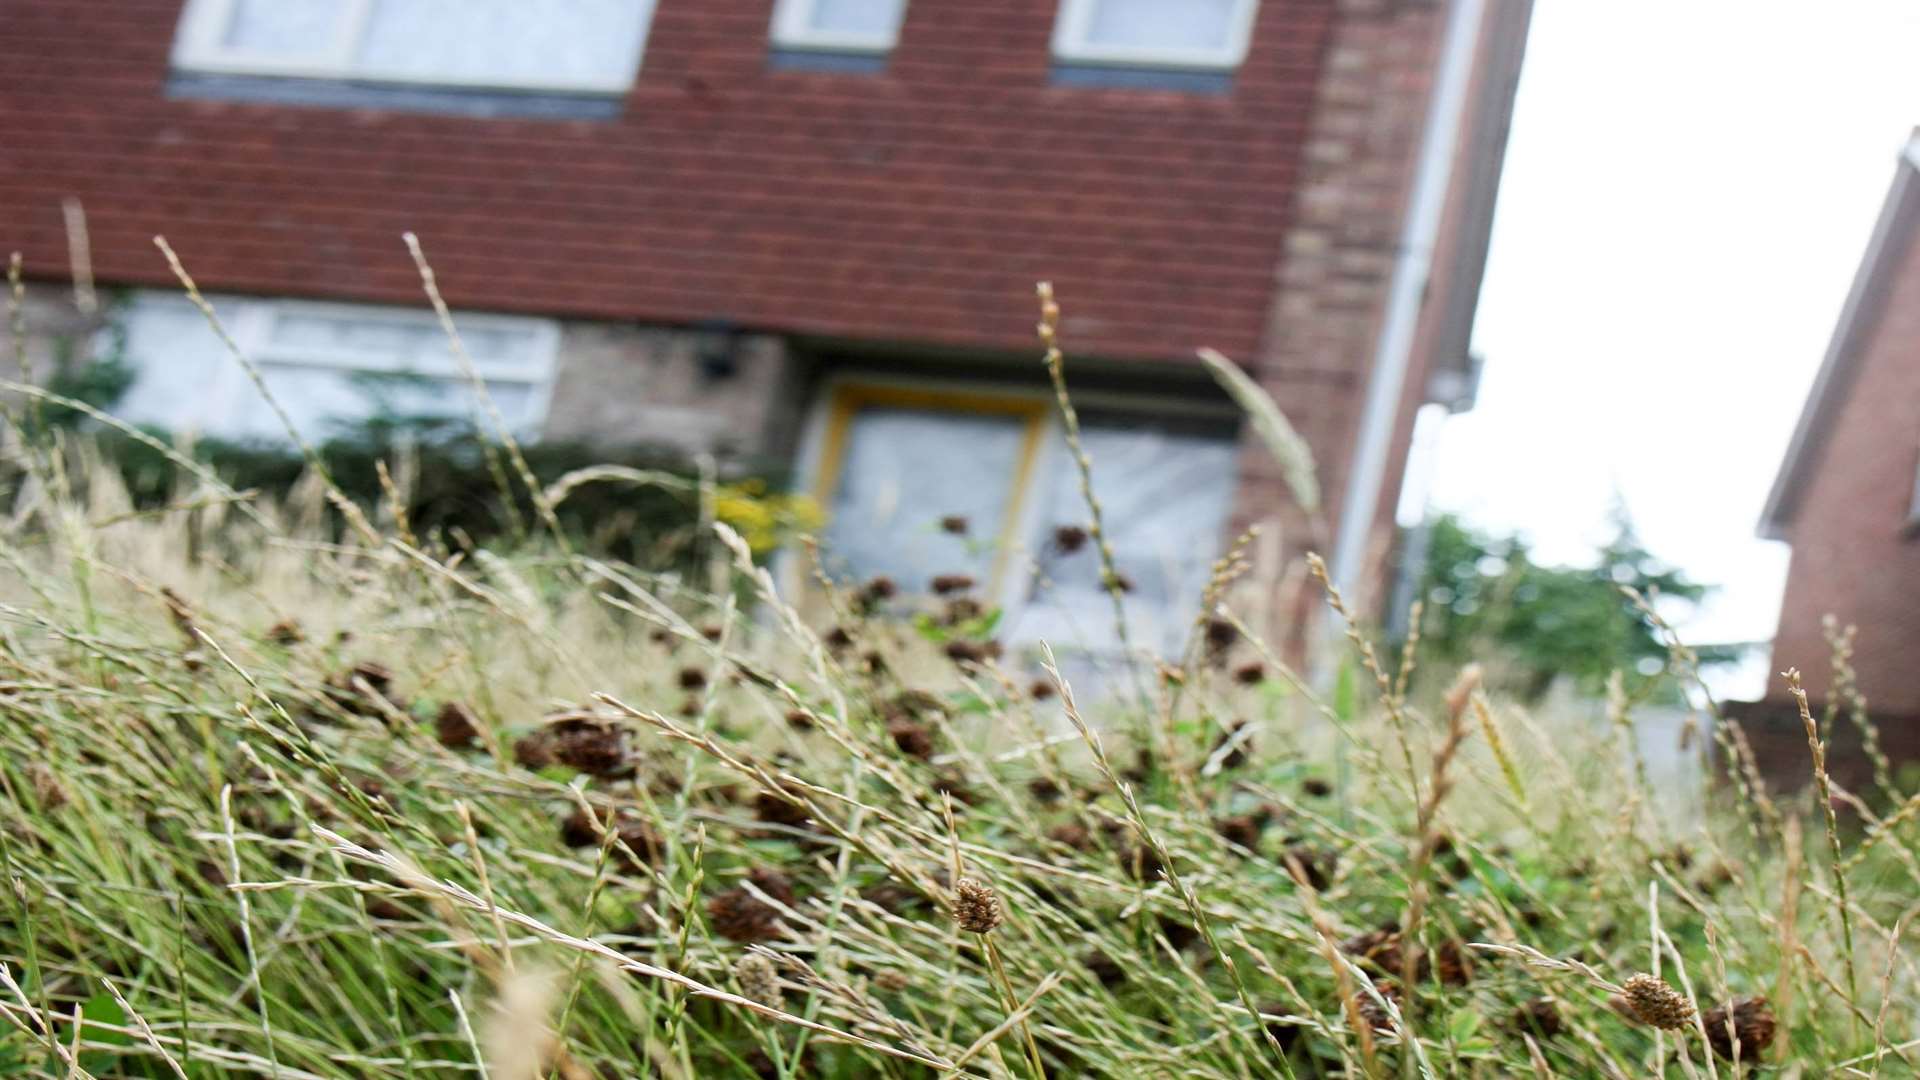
[1325,0,1488,602]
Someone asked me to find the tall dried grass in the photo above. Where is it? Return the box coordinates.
[0,246,1913,1078]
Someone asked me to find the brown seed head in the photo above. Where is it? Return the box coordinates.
[559,807,602,848]
[944,639,991,665]
[512,731,556,770]
[751,784,812,830]
[1047,821,1093,852]
[887,718,936,760]
[548,719,629,777]
[861,880,927,915]
[28,764,67,811]
[1082,950,1126,988]
[733,952,781,1005]
[349,661,395,695]
[1120,842,1165,883]
[939,514,970,535]
[1433,938,1473,986]
[1283,844,1337,890]
[1620,973,1696,1030]
[1301,777,1334,797]
[942,596,985,624]
[265,618,305,645]
[1028,678,1057,701]
[707,869,795,943]
[1204,616,1238,656]
[1210,720,1253,769]
[953,877,1002,934]
[1052,524,1088,553]
[435,702,481,750]
[677,667,708,691]
[613,815,665,870]
[1214,813,1265,852]
[1702,995,1775,1061]
[1233,661,1266,685]
[1356,979,1401,1032]
[930,573,976,596]
[1510,996,1564,1038]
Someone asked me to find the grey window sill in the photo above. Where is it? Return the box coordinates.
[1049,64,1233,94]
[167,72,626,120]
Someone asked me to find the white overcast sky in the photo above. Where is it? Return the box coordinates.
[1413,0,1920,699]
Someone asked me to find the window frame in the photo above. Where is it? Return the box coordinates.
[789,375,1241,654]
[768,0,907,54]
[1050,0,1260,72]
[1907,446,1920,536]
[118,291,561,441]
[170,0,653,94]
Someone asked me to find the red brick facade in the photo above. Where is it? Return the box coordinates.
[0,0,1531,616]
[1,0,1347,363]
[1232,0,1529,613]
[1762,136,1920,719]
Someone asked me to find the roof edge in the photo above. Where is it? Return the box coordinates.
[1758,131,1920,540]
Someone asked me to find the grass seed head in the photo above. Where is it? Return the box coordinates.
[1620,973,1696,1030]
[953,876,1002,934]
[733,952,781,1005]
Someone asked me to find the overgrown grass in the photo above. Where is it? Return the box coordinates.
[0,269,1915,1078]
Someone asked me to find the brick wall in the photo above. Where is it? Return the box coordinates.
[0,0,1337,365]
[543,324,800,461]
[0,283,106,425]
[1769,229,1920,716]
[1228,0,1529,626]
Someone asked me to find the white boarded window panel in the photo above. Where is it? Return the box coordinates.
[1087,0,1239,51]
[1013,418,1238,658]
[115,292,556,444]
[770,0,907,51]
[1052,0,1258,69]
[221,0,345,58]
[357,0,651,89]
[806,0,905,37]
[822,407,1025,585]
[174,0,654,92]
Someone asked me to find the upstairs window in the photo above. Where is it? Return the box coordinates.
[172,0,656,94]
[115,292,559,444]
[1052,0,1259,70]
[770,0,908,53]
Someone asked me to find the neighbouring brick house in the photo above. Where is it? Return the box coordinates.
[1,0,1529,663]
[1745,130,1920,791]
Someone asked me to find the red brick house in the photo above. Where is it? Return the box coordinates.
[1,0,1530,659]
[1755,132,1920,771]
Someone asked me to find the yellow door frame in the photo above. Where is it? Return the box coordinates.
[811,382,1051,594]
